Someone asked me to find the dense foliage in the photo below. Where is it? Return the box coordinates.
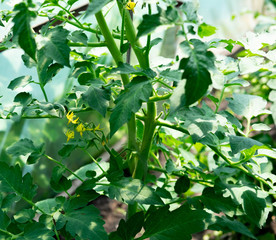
[0,0,276,239]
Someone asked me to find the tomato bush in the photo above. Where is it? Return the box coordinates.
[0,0,276,239]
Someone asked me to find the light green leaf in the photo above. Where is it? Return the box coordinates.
[180,0,200,23]
[56,205,108,240]
[251,123,271,131]
[8,76,32,90]
[159,68,182,82]
[0,162,37,202]
[14,92,32,106]
[16,222,55,240]
[178,39,215,106]
[85,0,113,17]
[14,209,35,223]
[198,23,216,38]
[42,26,71,67]
[267,79,276,89]
[0,209,10,234]
[228,93,271,120]
[82,84,111,117]
[109,76,152,137]
[142,204,211,240]
[69,30,88,45]
[110,63,156,78]
[12,2,37,61]
[108,178,163,205]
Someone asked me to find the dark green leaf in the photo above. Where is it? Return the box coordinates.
[42,26,71,67]
[8,75,32,90]
[0,19,4,27]
[142,204,211,240]
[178,39,215,106]
[198,23,216,38]
[56,205,108,240]
[108,178,163,205]
[69,30,88,45]
[50,166,72,193]
[82,84,111,117]
[159,68,182,82]
[109,76,152,137]
[137,6,179,38]
[107,149,124,182]
[0,209,10,234]
[200,187,238,217]
[85,0,113,17]
[229,136,263,155]
[14,209,35,223]
[14,92,32,106]
[16,222,55,240]
[242,190,266,228]
[110,63,156,78]
[174,175,190,194]
[210,216,257,239]
[12,2,37,61]
[0,162,37,202]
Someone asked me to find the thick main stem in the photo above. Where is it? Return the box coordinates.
[95,11,137,150]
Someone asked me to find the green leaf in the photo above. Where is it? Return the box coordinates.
[178,39,215,106]
[0,19,4,27]
[6,138,44,163]
[180,0,200,23]
[142,204,211,240]
[109,76,152,137]
[14,209,35,223]
[229,136,263,155]
[159,68,182,82]
[108,178,163,205]
[0,209,10,234]
[42,26,71,67]
[242,190,266,228]
[210,216,257,239]
[85,0,113,17]
[14,92,32,106]
[200,187,238,217]
[69,30,88,45]
[0,162,37,202]
[16,222,55,240]
[56,205,108,240]
[8,75,32,90]
[198,23,216,38]
[137,6,179,38]
[12,2,37,61]
[251,123,271,131]
[50,166,72,193]
[227,94,271,120]
[110,211,144,240]
[174,175,190,194]
[82,84,111,117]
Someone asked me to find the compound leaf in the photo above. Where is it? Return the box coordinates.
[109,76,152,137]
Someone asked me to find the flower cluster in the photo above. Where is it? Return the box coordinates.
[126,1,136,13]
[65,111,102,142]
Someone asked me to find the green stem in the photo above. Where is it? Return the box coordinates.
[68,41,107,47]
[44,154,84,182]
[144,4,152,67]
[36,65,49,102]
[0,229,15,238]
[57,3,82,26]
[214,86,226,113]
[149,93,172,102]
[83,149,106,174]
[52,220,61,240]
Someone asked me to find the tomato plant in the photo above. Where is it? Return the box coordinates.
[0,0,276,239]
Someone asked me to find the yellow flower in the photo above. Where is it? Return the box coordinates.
[126,1,136,13]
[66,111,79,124]
[65,130,74,142]
[76,123,86,137]
[93,124,103,132]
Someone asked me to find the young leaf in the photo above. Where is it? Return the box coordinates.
[198,23,217,38]
[108,178,163,205]
[12,2,37,61]
[82,85,111,117]
[0,162,37,202]
[85,0,113,17]
[41,26,71,67]
[56,205,108,240]
[8,75,32,90]
[109,76,152,137]
[178,39,215,106]
[142,204,211,240]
